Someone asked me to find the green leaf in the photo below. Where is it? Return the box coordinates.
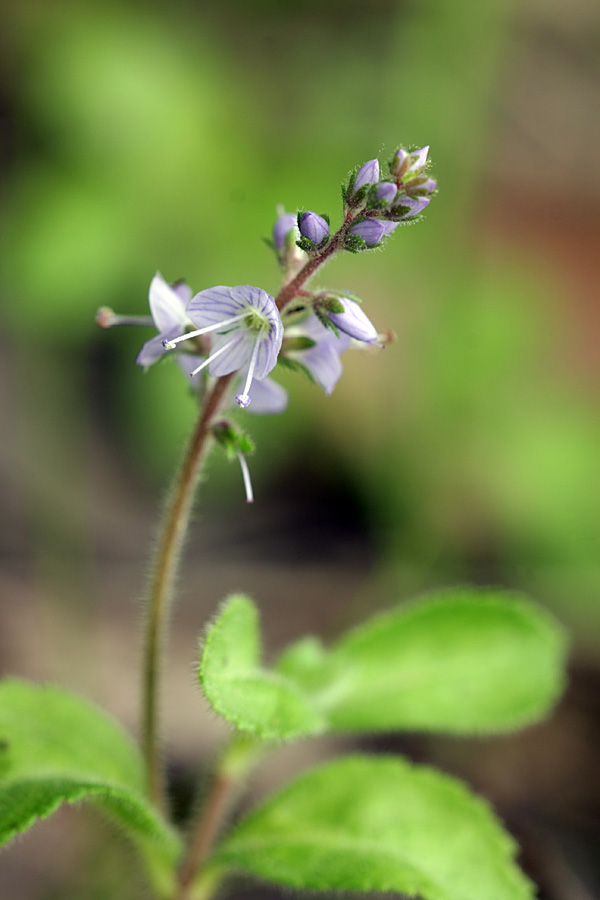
[214,754,534,900]
[199,595,326,741]
[0,680,181,890]
[278,589,567,735]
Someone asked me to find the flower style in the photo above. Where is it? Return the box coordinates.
[162,285,283,408]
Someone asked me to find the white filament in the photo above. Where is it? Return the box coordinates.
[163,313,248,349]
[237,451,254,504]
[188,337,238,378]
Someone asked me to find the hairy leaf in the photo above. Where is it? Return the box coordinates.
[215,754,534,900]
[278,589,567,735]
[0,680,180,886]
[199,595,325,740]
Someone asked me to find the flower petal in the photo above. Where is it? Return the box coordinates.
[245,377,288,415]
[136,327,182,366]
[148,272,189,332]
[300,342,344,395]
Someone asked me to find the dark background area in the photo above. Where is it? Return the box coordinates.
[1,0,599,896]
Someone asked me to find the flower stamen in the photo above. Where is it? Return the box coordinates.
[235,328,265,408]
[188,337,239,378]
[162,313,249,349]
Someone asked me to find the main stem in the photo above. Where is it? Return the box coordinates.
[142,373,234,810]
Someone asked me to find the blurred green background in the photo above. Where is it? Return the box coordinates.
[1,0,599,897]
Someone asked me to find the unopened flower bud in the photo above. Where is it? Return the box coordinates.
[408,145,429,173]
[406,177,437,196]
[348,219,398,246]
[375,182,398,206]
[352,159,380,194]
[328,297,378,343]
[390,148,409,178]
[299,211,329,245]
[393,195,431,219]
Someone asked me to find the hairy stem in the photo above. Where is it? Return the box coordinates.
[174,737,260,900]
[142,373,234,810]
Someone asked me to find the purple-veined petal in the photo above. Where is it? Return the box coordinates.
[353,159,380,192]
[148,272,189,333]
[207,332,251,377]
[329,298,378,343]
[298,342,344,395]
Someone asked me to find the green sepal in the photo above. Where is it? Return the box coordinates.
[199,595,326,741]
[213,421,255,461]
[214,754,535,900]
[296,236,318,253]
[314,306,340,337]
[344,233,369,253]
[276,355,316,384]
[319,295,345,315]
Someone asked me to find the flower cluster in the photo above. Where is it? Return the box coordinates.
[343,146,437,250]
[98,145,435,498]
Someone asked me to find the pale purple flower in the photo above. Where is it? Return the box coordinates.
[273,211,298,250]
[353,159,380,193]
[328,298,378,343]
[162,285,283,409]
[348,219,399,246]
[299,211,329,245]
[375,182,398,206]
[136,273,193,367]
[286,315,351,395]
